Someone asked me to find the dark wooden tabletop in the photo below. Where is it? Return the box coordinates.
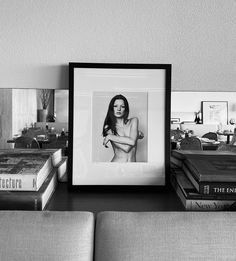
[46,182,184,213]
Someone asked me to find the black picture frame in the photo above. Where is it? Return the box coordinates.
[68,63,171,191]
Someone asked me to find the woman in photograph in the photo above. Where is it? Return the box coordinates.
[102,94,144,162]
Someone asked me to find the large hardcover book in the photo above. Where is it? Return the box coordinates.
[171,150,236,167]
[56,156,67,182]
[0,167,58,210]
[183,163,236,195]
[171,168,236,211]
[172,149,236,160]
[185,156,236,183]
[0,149,62,191]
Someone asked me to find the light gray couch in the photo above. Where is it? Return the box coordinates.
[1,211,236,261]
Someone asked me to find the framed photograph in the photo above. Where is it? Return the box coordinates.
[68,63,171,190]
[201,101,228,125]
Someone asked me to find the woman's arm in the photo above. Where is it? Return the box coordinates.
[110,118,138,145]
[103,118,139,152]
[138,130,144,139]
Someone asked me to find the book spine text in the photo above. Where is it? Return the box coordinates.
[188,200,236,211]
[200,184,236,195]
[0,175,37,191]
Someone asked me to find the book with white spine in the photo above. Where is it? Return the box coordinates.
[0,149,62,191]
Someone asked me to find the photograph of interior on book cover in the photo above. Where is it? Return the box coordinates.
[69,63,171,188]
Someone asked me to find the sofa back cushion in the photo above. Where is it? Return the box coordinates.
[0,211,94,261]
[95,211,236,261]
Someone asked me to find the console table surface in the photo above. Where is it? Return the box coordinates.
[46,182,184,213]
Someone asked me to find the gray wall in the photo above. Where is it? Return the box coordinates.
[0,0,235,91]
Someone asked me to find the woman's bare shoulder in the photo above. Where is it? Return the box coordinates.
[104,125,112,134]
[128,117,139,125]
[130,117,139,123]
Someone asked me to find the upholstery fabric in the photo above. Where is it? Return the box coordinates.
[95,211,236,261]
[0,211,94,261]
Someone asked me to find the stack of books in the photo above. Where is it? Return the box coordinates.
[170,150,236,210]
[0,148,67,210]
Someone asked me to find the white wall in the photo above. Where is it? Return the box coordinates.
[0,0,235,91]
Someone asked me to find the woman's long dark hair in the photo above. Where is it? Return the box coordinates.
[102,94,129,137]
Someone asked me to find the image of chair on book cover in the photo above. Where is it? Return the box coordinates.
[179,137,203,150]
[202,132,218,141]
[14,136,40,149]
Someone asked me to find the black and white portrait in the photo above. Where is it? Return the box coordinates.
[92,92,148,163]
